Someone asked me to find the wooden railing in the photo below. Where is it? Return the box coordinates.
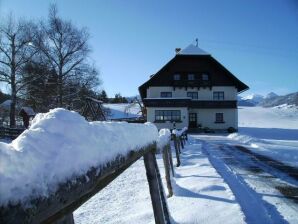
[0,126,25,139]
[159,128,188,199]
[0,127,188,224]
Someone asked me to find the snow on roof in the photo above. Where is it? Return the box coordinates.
[20,107,35,116]
[178,44,210,55]
[0,108,158,206]
[0,100,12,109]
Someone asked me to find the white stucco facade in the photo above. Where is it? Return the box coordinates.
[145,86,239,131]
[147,86,237,100]
[188,108,238,129]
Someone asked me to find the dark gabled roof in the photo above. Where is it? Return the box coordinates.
[139,49,249,99]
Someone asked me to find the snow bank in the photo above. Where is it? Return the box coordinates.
[228,133,267,145]
[157,129,171,151]
[0,108,158,206]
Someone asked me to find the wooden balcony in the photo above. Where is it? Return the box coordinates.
[143,98,237,108]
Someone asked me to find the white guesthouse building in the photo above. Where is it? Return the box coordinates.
[139,44,249,131]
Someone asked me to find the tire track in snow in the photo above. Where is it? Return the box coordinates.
[200,140,288,224]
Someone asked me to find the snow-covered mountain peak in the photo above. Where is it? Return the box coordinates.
[241,94,264,103]
[265,92,278,99]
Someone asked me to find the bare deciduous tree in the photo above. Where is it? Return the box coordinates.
[0,14,38,127]
[36,5,91,107]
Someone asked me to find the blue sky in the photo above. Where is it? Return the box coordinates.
[1,0,297,97]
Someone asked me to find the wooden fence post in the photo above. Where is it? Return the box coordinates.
[180,136,184,149]
[167,144,175,177]
[144,150,171,224]
[162,144,173,197]
[173,135,181,167]
[54,213,74,224]
[154,152,171,223]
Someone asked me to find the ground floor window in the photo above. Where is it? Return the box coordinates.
[215,113,224,123]
[155,110,181,122]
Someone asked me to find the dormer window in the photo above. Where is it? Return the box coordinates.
[188,74,195,80]
[202,73,209,81]
[174,74,180,80]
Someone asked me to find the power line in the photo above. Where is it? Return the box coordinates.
[199,38,298,59]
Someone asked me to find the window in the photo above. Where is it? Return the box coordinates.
[213,91,224,100]
[215,113,224,123]
[187,92,198,99]
[188,74,195,80]
[160,92,172,98]
[174,74,180,80]
[202,73,209,81]
[155,110,181,122]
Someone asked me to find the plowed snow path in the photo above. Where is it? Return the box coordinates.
[198,137,298,224]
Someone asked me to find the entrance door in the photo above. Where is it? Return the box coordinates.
[189,113,197,128]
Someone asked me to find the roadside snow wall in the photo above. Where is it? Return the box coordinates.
[0,108,158,206]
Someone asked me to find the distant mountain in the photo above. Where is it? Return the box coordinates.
[241,94,264,104]
[260,92,298,107]
[265,92,278,99]
[238,91,298,107]
[238,94,264,106]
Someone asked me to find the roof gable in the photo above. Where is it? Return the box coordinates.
[139,46,249,99]
[178,44,210,55]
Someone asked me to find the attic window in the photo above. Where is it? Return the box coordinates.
[202,73,209,81]
[188,74,195,80]
[174,74,180,80]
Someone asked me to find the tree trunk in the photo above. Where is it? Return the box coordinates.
[9,93,16,128]
[9,39,17,128]
[58,70,63,107]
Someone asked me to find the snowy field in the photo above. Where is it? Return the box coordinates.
[235,106,298,167]
[103,103,141,120]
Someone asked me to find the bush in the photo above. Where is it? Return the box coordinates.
[203,127,214,133]
[227,127,236,133]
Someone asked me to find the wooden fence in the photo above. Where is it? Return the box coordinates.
[0,126,25,139]
[0,128,188,224]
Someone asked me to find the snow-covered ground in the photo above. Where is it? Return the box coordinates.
[74,105,298,223]
[1,105,297,223]
[74,139,246,224]
[235,106,298,168]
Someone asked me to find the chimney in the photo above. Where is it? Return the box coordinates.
[175,48,181,54]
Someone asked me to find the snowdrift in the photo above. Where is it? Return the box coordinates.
[0,108,158,206]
